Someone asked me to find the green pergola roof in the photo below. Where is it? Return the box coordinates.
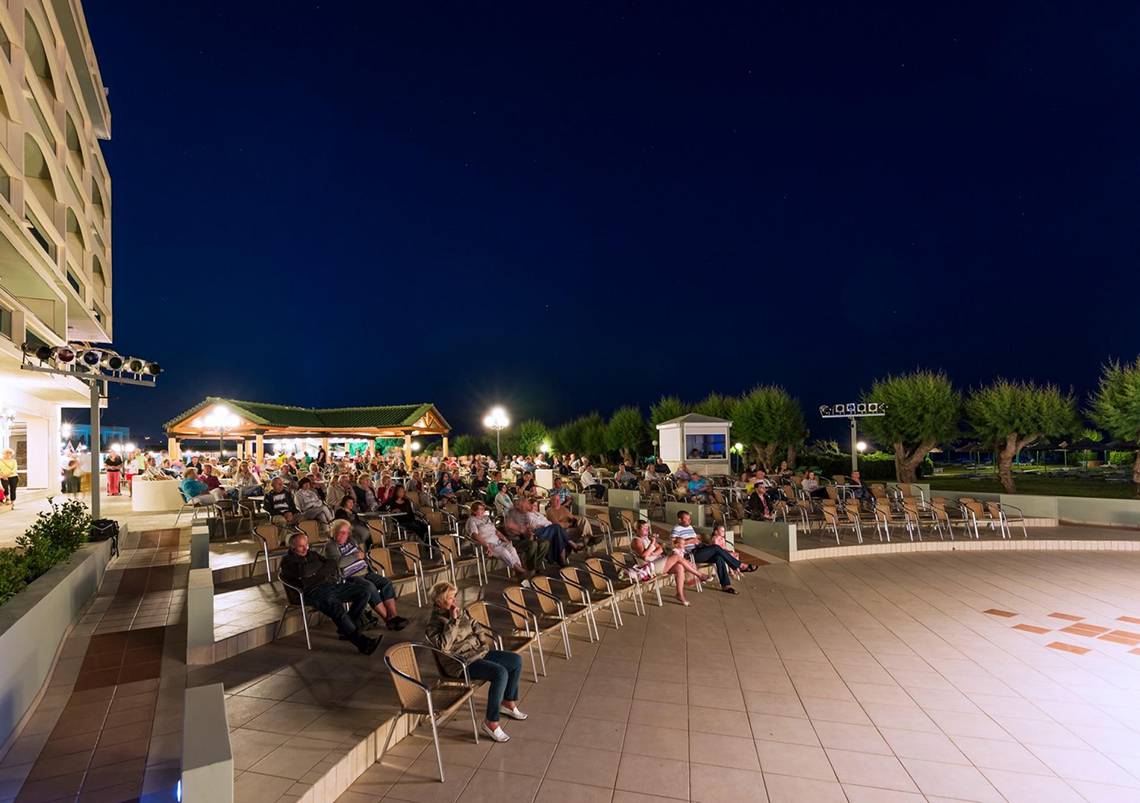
[165,397,450,436]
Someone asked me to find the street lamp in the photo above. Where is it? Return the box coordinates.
[856,441,867,453]
[411,440,422,453]
[193,405,240,461]
[482,406,509,464]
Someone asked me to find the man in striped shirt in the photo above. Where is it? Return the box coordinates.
[325,519,409,631]
[670,510,757,594]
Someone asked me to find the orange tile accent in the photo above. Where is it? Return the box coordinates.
[1047,642,1091,655]
[1099,633,1140,646]
[984,609,1017,617]
[1048,613,1084,621]
[1012,624,1050,634]
[1118,616,1140,625]
[1110,629,1140,640]
[1061,624,1110,637]
[1130,648,1140,656]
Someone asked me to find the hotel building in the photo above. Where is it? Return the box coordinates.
[0,0,111,490]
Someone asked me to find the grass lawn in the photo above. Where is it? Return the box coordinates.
[930,473,1138,499]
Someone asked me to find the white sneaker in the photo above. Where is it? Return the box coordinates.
[481,722,510,742]
[500,705,528,720]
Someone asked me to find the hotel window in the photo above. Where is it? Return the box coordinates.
[66,267,83,297]
[25,210,55,258]
[0,303,12,340]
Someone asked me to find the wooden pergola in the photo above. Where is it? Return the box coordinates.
[163,396,451,468]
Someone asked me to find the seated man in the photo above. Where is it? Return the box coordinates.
[848,470,869,500]
[502,498,552,572]
[614,462,638,490]
[262,476,299,529]
[325,473,355,510]
[687,472,711,503]
[334,494,374,546]
[325,519,408,631]
[671,510,756,594]
[295,477,335,530]
[548,476,572,507]
[579,465,606,501]
[653,457,670,475]
[280,532,381,654]
[545,495,594,546]
[508,497,577,567]
[198,464,236,501]
[465,501,523,574]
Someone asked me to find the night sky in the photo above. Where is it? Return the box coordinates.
[85,1,1140,443]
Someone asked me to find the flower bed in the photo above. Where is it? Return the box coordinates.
[0,500,92,606]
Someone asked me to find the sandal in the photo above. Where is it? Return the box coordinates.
[721,586,738,594]
[742,564,758,573]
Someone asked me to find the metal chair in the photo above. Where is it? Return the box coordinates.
[561,565,622,630]
[529,575,599,642]
[985,500,1028,538]
[273,566,321,650]
[466,600,545,682]
[503,584,572,658]
[380,642,480,783]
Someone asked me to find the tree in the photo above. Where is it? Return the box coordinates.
[965,379,1079,493]
[650,396,687,427]
[861,371,960,483]
[502,419,549,456]
[606,406,646,462]
[552,418,584,455]
[1089,357,1140,493]
[451,434,488,456]
[693,393,736,420]
[580,413,608,459]
[732,386,807,469]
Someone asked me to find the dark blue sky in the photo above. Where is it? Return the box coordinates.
[87,1,1139,441]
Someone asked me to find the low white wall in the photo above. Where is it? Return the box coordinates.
[739,520,796,561]
[182,683,233,802]
[928,487,1140,526]
[0,537,113,747]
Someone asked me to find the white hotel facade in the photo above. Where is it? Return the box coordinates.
[0,0,111,490]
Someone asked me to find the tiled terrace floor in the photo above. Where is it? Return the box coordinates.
[331,550,1140,803]
[0,530,188,803]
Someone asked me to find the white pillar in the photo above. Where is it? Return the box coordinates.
[24,415,49,489]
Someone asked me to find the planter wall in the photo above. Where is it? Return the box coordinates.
[0,537,114,747]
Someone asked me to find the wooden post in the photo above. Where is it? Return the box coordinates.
[404,433,413,471]
[255,432,265,465]
[168,437,180,461]
[442,436,449,458]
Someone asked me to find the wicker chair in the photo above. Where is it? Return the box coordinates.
[380,642,480,783]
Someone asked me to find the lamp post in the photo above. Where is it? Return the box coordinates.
[193,406,240,460]
[482,406,509,465]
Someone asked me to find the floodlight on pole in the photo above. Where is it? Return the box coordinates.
[818,402,887,473]
[856,441,867,453]
[482,406,509,464]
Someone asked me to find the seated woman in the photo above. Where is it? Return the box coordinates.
[515,471,536,496]
[465,502,523,574]
[375,473,396,507]
[800,470,828,499]
[294,477,334,530]
[325,519,408,631]
[425,581,527,742]
[355,474,381,512]
[178,468,217,504]
[335,494,374,546]
[233,461,263,498]
[630,519,705,606]
[382,484,429,541]
[614,462,638,490]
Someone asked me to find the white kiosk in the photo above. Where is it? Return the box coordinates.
[656,413,732,477]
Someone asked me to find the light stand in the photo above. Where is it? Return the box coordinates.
[819,402,887,474]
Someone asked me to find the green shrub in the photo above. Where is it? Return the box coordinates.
[0,500,92,608]
[1109,451,1137,466]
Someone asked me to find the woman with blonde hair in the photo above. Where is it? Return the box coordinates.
[629,519,705,606]
[424,581,526,742]
[0,449,17,508]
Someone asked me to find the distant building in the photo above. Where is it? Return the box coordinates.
[65,423,128,452]
[0,1,112,488]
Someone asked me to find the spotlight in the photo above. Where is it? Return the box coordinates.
[143,362,162,376]
[79,350,102,367]
[124,357,145,373]
[101,353,124,371]
[54,347,75,363]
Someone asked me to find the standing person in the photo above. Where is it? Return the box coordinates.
[61,453,79,494]
[104,449,124,496]
[424,581,527,742]
[0,449,17,508]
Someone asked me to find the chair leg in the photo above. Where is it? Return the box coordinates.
[378,716,397,760]
[429,712,445,783]
[274,605,290,641]
[467,696,480,744]
[560,621,572,658]
[528,642,539,682]
[610,598,623,628]
[301,606,312,650]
